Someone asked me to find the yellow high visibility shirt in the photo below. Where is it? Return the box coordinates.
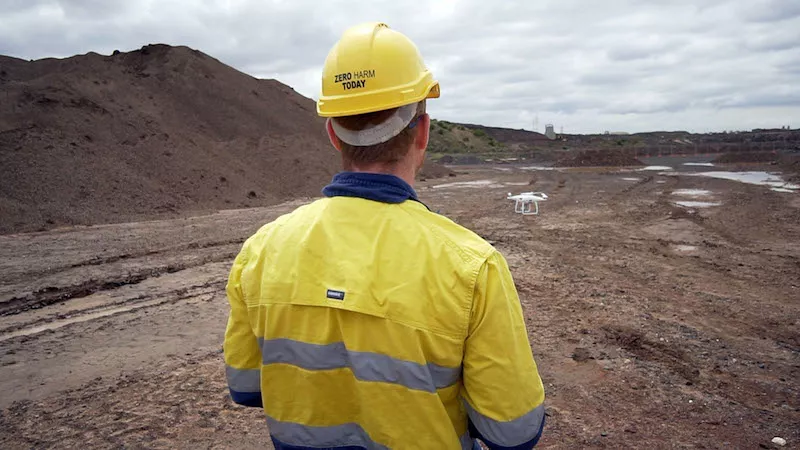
[224,173,545,449]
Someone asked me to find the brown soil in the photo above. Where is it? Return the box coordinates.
[1,163,798,449]
[0,44,340,235]
[779,153,800,183]
[556,150,644,167]
[419,160,455,179]
[714,152,779,163]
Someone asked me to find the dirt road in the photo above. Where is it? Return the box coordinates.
[1,165,798,449]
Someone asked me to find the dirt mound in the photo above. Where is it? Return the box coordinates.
[419,160,454,179]
[556,149,643,167]
[714,152,778,164]
[778,153,800,183]
[0,44,340,234]
[437,154,484,165]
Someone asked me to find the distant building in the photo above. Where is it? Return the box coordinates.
[545,124,555,140]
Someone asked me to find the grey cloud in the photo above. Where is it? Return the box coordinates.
[579,72,626,86]
[2,0,38,14]
[715,89,800,109]
[606,38,689,62]
[776,54,800,75]
[743,0,800,23]
[743,30,800,52]
[0,0,798,132]
[57,0,133,18]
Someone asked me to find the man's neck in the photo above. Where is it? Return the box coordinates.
[346,162,416,188]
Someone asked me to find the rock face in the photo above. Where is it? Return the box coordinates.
[0,44,341,233]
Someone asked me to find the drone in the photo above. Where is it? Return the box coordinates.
[507,191,548,215]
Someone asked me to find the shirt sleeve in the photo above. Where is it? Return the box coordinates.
[223,245,263,407]
[462,250,546,449]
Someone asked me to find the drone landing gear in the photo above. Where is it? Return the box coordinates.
[514,200,540,215]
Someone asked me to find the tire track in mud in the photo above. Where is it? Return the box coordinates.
[2,268,168,317]
[0,261,231,342]
[1,237,245,284]
[59,237,245,273]
[658,186,747,247]
[609,174,670,220]
[0,240,241,316]
[602,324,701,383]
[0,281,224,343]
[616,175,654,196]
[611,172,746,246]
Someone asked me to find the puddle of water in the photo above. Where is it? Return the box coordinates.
[672,189,712,197]
[494,167,513,172]
[656,180,667,184]
[674,245,698,252]
[683,162,715,167]
[674,201,721,208]
[639,166,674,171]
[621,177,641,181]
[432,180,504,189]
[687,171,799,191]
[505,182,530,186]
[771,187,796,193]
[520,166,556,171]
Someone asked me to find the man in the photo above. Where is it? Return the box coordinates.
[224,22,545,449]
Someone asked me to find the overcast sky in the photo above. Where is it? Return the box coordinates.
[2,0,799,133]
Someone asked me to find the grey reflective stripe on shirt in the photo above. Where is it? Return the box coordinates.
[258,338,461,392]
[267,417,389,450]
[225,365,261,393]
[464,402,545,447]
[459,432,474,450]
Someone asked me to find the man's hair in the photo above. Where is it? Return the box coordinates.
[332,101,426,169]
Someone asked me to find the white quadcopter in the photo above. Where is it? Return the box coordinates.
[507,192,548,215]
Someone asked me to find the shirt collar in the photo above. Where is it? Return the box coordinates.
[322,172,420,204]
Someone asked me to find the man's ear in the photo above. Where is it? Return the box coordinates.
[411,114,430,169]
[415,113,430,152]
[326,119,342,152]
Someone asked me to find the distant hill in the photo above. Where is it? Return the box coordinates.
[427,119,506,155]
[459,123,551,146]
[426,119,563,163]
[426,119,800,162]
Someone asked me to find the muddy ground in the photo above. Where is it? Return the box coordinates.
[1,163,798,449]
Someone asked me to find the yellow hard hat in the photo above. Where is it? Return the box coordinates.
[317,22,440,118]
